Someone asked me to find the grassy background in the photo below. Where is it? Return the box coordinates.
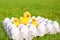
[0,0,60,40]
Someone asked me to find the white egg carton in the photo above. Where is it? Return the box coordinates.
[2,16,60,40]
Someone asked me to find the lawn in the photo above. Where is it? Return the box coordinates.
[0,0,60,40]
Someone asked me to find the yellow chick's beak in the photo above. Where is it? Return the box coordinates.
[14,18,19,27]
[32,18,38,28]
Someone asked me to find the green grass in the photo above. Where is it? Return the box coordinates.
[0,0,60,40]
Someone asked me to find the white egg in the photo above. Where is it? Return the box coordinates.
[3,18,9,25]
[41,19,48,25]
[46,22,55,34]
[7,24,12,39]
[44,18,48,22]
[41,18,45,21]
[38,23,46,37]
[10,24,20,40]
[41,19,49,34]
[48,20,53,23]
[21,25,28,35]
[38,18,45,24]
[6,21,12,33]
[31,16,36,18]
[18,24,24,30]
[53,21,60,33]
[10,17,15,23]
[42,21,47,25]
[58,26,60,32]
[30,24,37,36]
[20,24,29,40]
[3,18,9,27]
[36,16,41,21]
[28,19,32,25]
[18,24,27,40]
[36,16,42,24]
[3,18,11,29]
[28,24,37,40]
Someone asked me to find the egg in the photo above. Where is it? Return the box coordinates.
[41,18,49,34]
[10,24,20,40]
[41,18,48,25]
[10,17,15,23]
[29,24,37,40]
[48,20,53,23]
[6,21,12,32]
[46,21,55,34]
[53,21,60,33]
[20,24,29,40]
[7,23,13,39]
[44,18,48,22]
[3,18,9,27]
[38,22,46,37]
[36,16,41,20]
[41,18,45,21]
[18,24,24,30]
[36,16,41,24]
[37,17,45,24]
[3,18,11,30]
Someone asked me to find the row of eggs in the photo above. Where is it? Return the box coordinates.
[3,12,60,40]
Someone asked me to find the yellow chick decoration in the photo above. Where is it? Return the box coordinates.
[13,18,19,27]
[32,17,38,28]
[20,11,31,25]
[23,11,31,25]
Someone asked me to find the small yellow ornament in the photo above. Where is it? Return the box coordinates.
[32,17,38,28]
[20,11,31,25]
[14,18,19,27]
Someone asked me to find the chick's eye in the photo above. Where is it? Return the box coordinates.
[27,15,29,17]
